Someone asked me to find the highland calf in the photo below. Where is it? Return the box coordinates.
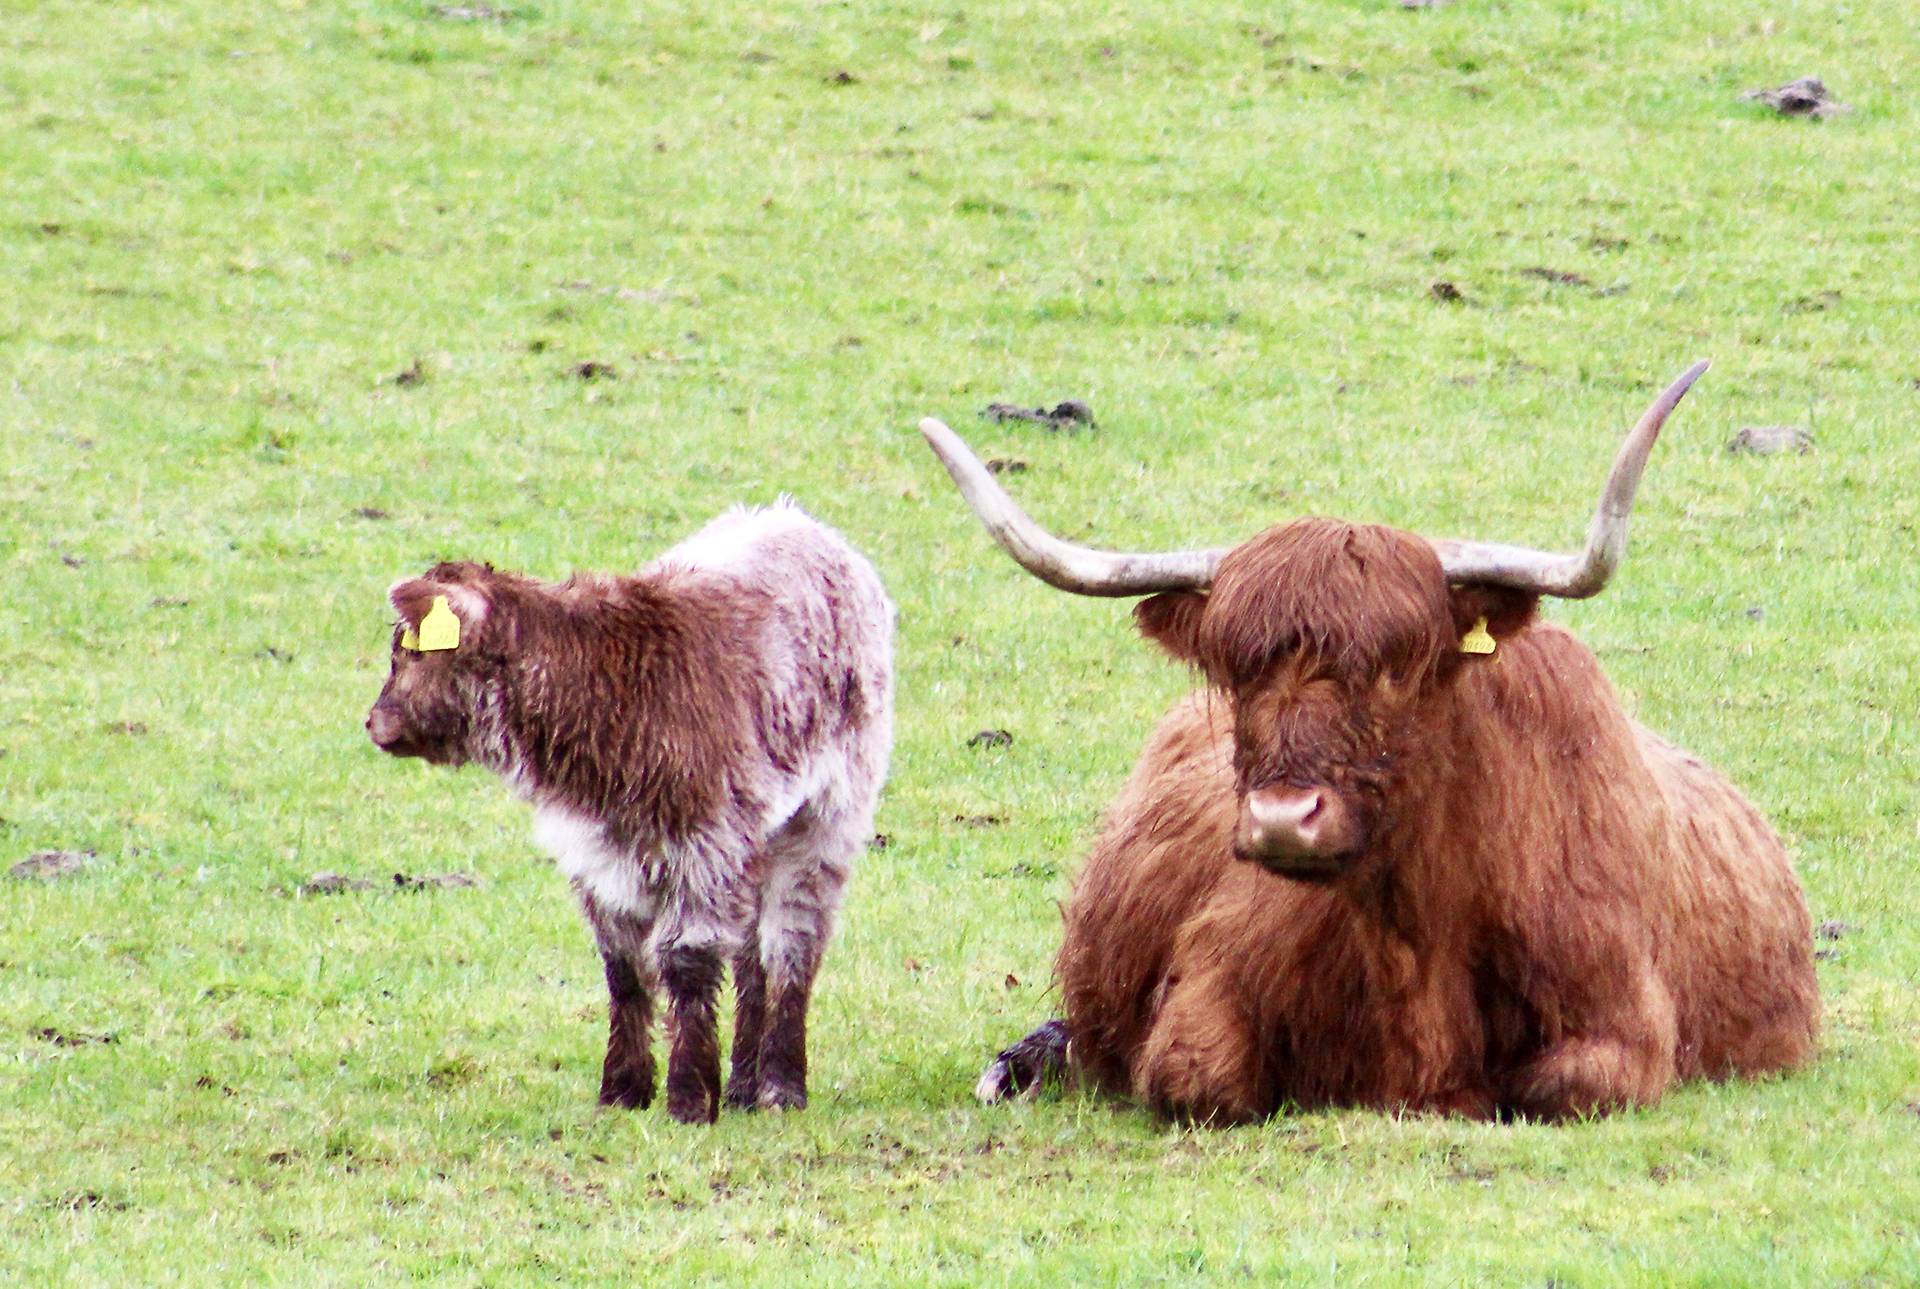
[925,361,1819,1124]
[366,500,894,1123]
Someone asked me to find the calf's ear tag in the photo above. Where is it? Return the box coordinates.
[1460,616,1496,655]
[415,595,461,651]
[399,624,420,650]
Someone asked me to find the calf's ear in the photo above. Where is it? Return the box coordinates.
[388,577,491,636]
[1134,591,1209,663]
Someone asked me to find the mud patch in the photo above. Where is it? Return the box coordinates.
[1727,425,1812,456]
[391,358,425,387]
[1519,266,1592,287]
[982,400,1095,431]
[353,506,391,521]
[966,729,1014,749]
[1817,920,1853,941]
[985,457,1028,475]
[393,871,481,891]
[298,872,375,895]
[33,1025,114,1047]
[1741,77,1851,118]
[1429,280,1464,303]
[570,360,616,381]
[10,849,95,880]
[954,813,1006,828]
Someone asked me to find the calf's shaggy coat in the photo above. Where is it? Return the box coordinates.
[366,501,893,1123]
[928,365,1819,1123]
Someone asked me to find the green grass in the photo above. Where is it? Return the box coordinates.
[4,1,1917,1283]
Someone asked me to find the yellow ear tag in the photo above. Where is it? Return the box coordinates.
[399,625,420,650]
[415,595,461,652]
[1460,616,1496,655]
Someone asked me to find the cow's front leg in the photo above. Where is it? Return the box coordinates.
[661,943,726,1124]
[1503,971,1677,1120]
[1132,969,1266,1125]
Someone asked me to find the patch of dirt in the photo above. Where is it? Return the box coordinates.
[1004,973,1020,989]
[102,721,147,736]
[1519,266,1593,287]
[1786,289,1842,314]
[985,457,1028,475]
[150,595,190,608]
[353,506,391,521]
[391,358,425,387]
[393,871,480,891]
[33,1025,114,1047]
[1744,606,1766,622]
[867,833,892,850]
[1817,919,1853,941]
[982,400,1095,431]
[1726,425,1813,456]
[194,1074,237,1096]
[1429,280,1464,303]
[297,872,375,895]
[954,813,1006,828]
[824,69,859,86]
[570,360,616,381]
[10,849,95,880]
[966,729,1014,749]
[1588,235,1630,252]
[1741,77,1851,118]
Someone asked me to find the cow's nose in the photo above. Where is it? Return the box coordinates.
[1233,786,1355,876]
[365,706,403,750]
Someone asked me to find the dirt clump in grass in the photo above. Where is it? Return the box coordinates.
[966,729,1014,749]
[391,358,425,387]
[569,360,616,381]
[1519,266,1592,287]
[982,400,1095,430]
[1428,279,1465,303]
[1741,77,1851,118]
[1727,425,1813,456]
[985,457,1028,475]
[392,871,480,890]
[10,849,95,880]
[33,1025,114,1047]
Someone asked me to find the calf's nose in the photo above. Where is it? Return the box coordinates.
[365,705,403,750]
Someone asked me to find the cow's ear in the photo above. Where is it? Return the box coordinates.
[388,577,491,636]
[1134,591,1208,663]
[1447,584,1538,644]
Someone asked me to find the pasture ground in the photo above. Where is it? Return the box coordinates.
[3,2,1916,1283]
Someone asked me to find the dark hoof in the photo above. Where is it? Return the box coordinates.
[757,1081,807,1112]
[666,1092,719,1125]
[598,1066,655,1110]
[976,1018,1070,1104]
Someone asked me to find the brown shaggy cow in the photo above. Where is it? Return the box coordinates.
[366,501,894,1123]
[923,362,1818,1123]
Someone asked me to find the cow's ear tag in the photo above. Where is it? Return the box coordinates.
[1459,616,1496,655]
[415,595,461,651]
[399,624,420,650]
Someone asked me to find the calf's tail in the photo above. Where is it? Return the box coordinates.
[974,1018,1071,1103]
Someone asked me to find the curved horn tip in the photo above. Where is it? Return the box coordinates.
[917,416,951,440]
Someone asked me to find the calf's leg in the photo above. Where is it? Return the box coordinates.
[661,943,726,1124]
[975,1019,1071,1103]
[754,809,855,1111]
[582,897,657,1110]
[724,945,767,1110]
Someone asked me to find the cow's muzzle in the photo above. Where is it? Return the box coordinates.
[1232,785,1363,879]
[365,704,414,755]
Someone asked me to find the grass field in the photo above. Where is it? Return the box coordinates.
[4,1,1917,1283]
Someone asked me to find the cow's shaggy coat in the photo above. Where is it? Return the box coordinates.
[934,374,1818,1124]
[366,501,893,1122]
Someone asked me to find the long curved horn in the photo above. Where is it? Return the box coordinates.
[918,417,1228,596]
[1429,359,1710,598]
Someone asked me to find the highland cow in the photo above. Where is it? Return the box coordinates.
[924,361,1819,1123]
[365,500,894,1123]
